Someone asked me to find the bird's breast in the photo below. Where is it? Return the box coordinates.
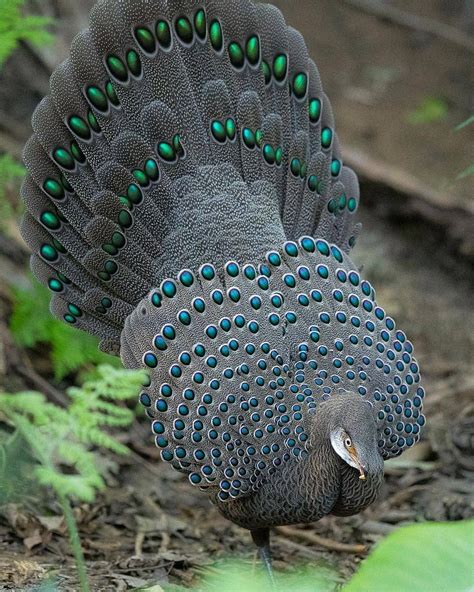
[214,446,344,530]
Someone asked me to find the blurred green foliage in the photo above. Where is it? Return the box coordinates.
[10,280,121,380]
[0,154,25,232]
[0,0,54,66]
[408,97,449,124]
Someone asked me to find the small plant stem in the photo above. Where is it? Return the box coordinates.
[58,491,90,592]
[13,416,90,591]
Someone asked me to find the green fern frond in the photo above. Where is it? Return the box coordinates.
[0,365,145,503]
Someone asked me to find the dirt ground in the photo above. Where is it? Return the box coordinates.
[0,0,472,590]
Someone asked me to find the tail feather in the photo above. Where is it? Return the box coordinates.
[21,0,361,353]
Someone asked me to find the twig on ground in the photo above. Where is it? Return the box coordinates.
[275,536,333,560]
[134,532,145,558]
[275,525,367,554]
[383,484,430,506]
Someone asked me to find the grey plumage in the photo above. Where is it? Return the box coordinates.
[20,0,426,558]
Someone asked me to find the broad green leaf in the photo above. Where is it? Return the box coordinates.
[343,520,474,592]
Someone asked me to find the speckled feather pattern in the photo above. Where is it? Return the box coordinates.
[20,0,425,527]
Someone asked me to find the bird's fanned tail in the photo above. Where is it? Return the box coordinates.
[20,0,360,356]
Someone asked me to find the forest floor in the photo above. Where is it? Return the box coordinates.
[0,0,472,590]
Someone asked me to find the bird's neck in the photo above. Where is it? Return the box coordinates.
[332,460,384,516]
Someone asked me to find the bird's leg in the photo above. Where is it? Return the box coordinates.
[251,528,276,589]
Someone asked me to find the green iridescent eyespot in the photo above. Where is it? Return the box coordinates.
[40,244,58,262]
[126,183,143,205]
[59,173,73,193]
[173,134,184,158]
[262,60,271,85]
[158,142,176,162]
[53,147,74,170]
[118,209,132,229]
[226,118,236,141]
[134,26,156,53]
[156,20,172,48]
[273,54,287,82]
[48,278,63,293]
[43,179,65,201]
[70,141,85,164]
[293,72,308,99]
[211,120,226,143]
[68,115,91,140]
[102,243,117,256]
[308,175,318,192]
[126,50,142,77]
[53,238,67,254]
[105,81,119,107]
[242,128,256,149]
[290,158,301,177]
[255,129,263,148]
[309,98,322,123]
[145,159,159,181]
[40,211,61,231]
[86,86,108,112]
[194,9,207,40]
[331,158,342,176]
[133,169,148,187]
[263,144,275,165]
[246,35,260,66]
[106,55,128,83]
[175,16,193,44]
[209,20,223,52]
[228,41,245,69]
[87,110,101,133]
[321,127,333,149]
[112,231,125,248]
[348,197,357,212]
[327,199,337,214]
[275,147,282,166]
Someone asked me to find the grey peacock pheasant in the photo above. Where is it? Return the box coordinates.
[20,0,426,576]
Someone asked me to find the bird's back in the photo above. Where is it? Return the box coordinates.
[20,0,425,522]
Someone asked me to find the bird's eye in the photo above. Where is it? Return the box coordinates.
[344,437,352,448]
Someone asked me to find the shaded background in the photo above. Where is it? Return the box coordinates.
[0,1,472,590]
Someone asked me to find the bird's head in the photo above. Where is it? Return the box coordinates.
[313,393,384,480]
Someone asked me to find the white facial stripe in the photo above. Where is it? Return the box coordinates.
[330,428,360,470]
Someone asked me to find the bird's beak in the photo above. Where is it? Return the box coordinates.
[350,452,366,481]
